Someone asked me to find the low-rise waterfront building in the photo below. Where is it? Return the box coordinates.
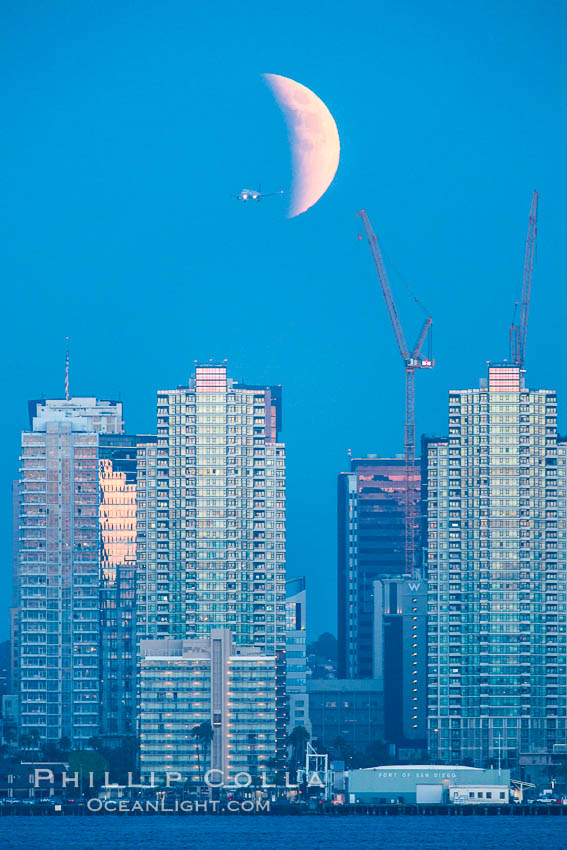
[0,761,69,801]
[139,629,276,785]
[347,764,511,804]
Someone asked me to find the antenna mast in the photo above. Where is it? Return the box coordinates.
[65,337,70,401]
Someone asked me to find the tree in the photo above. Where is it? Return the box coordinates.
[87,735,103,752]
[190,725,202,784]
[19,733,32,752]
[28,728,41,751]
[190,721,214,785]
[331,735,355,767]
[198,721,214,782]
[288,725,310,769]
[4,727,17,747]
[311,738,329,755]
[105,736,138,785]
[350,739,393,769]
[68,750,108,794]
[313,633,338,661]
[42,742,63,761]
[59,736,71,754]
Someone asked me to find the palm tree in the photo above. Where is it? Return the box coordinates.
[87,735,103,752]
[59,736,71,754]
[288,725,310,769]
[332,734,354,766]
[19,733,32,753]
[4,727,17,748]
[191,721,214,786]
[28,728,41,752]
[199,721,214,774]
[190,725,202,785]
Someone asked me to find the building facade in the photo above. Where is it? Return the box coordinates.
[135,365,286,650]
[135,365,287,764]
[372,575,427,747]
[338,457,421,679]
[98,434,156,745]
[307,678,383,755]
[348,765,510,805]
[286,577,310,735]
[425,364,567,766]
[139,629,276,784]
[15,398,123,747]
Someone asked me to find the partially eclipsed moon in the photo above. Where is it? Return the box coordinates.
[264,73,340,218]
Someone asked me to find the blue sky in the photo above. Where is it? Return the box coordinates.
[1,1,566,637]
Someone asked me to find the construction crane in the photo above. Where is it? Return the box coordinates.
[509,191,539,367]
[358,209,433,577]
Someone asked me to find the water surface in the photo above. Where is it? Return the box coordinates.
[0,814,564,850]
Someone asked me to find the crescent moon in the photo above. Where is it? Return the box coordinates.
[264,73,340,218]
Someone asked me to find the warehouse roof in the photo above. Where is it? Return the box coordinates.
[358,765,485,772]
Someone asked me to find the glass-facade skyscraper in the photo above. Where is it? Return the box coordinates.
[425,364,567,766]
[99,433,156,744]
[337,457,421,679]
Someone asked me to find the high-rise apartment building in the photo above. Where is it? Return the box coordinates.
[425,364,567,766]
[139,630,276,784]
[15,398,123,747]
[372,575,427,747]
[285,577,310,734]
[136,365,286,650]
[338,457,421,679]
[135,364,287,761]
[10,482,21,699]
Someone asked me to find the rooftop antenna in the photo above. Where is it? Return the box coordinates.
[65,337,70,401]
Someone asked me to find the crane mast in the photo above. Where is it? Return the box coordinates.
[510,191,538,368]
[358,210,433,577]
